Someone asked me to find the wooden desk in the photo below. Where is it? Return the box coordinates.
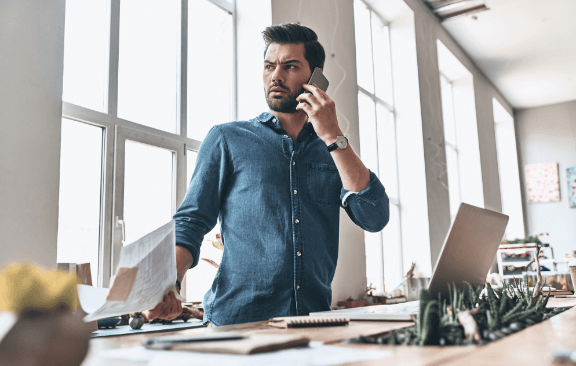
[82,297,576,366]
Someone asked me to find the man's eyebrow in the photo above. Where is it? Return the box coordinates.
[264,59,303,65]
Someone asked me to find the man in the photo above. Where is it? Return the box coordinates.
[146,23,389,326]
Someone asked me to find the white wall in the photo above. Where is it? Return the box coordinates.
[271,0,368,306]
[0,0,66,270]
[515,100,576,260]
[404,0,514,268]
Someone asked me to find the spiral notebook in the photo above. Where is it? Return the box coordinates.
[268,316,349,328]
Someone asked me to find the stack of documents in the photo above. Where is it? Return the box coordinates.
[79,221,183,322]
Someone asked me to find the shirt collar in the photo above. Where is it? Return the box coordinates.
[256,112,275,123]
[256,112,317,137]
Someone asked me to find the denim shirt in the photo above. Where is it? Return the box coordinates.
[174,112,389,326]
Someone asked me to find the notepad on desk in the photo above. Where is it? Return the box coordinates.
[268,316,349,328]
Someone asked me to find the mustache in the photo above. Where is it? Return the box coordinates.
[269,82,288,92]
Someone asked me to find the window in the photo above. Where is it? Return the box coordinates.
[440,75,462,220]
[60,0,236,293]
[354,0,402,294]
[493,99,525,239]
[57,118,104,286]
[437,40,484,218]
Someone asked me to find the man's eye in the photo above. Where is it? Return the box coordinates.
[286,65,297,69]
[265,65,274,70]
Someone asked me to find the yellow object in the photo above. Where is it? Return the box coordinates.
[0,263,80,313]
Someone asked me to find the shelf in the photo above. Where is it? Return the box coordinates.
[501,259,555,266]
[499,248,537,254]
[501,261,532,267]
[499,243,538,249]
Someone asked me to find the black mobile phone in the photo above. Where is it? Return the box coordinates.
[307,67,329,92]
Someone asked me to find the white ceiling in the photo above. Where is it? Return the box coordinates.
[441,0,576,109]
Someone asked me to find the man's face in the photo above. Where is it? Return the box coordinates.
[263,43,312,113]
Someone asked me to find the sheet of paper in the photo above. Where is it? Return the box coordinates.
[100,343,392,366]
[81,220,183,322]
[0,312,18,345]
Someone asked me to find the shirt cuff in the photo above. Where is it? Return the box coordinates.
[340,170,382,207]
[341,191,359,207]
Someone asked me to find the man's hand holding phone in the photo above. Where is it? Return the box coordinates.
[296,68,343,145]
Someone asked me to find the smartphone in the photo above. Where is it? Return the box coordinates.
[307,67,329,92]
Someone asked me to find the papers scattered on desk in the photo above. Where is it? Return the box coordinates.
[79,221,183,322]
[101,343,392,366]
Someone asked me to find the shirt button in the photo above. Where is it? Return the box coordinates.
[295,219,300,224]
[296,285,301,290]
[293,190,298,195]
[292,161,296,166]
[297,251,302,256]
[272,118,277,123]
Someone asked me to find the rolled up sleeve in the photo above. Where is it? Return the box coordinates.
[173,125,229,268]
[340,170,390,232]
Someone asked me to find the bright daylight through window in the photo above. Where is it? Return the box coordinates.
[59,0,235,292]
[354,0,402,294]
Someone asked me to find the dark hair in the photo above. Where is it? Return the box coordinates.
[262,23,325,74]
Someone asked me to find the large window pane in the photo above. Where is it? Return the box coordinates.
[118,0,179,133]
[123,141,173,245]
[376,105,398,199]
[357,92,378,174]
[57,119,103,286]
[494,99,525,239]
[441,76,457,146]
[354,0,374,94]
[63,0,108,112]
[371,16,393,106]
[365,230,384,294]
[382,203,401,291]
[188,0,233,141]
[358,91,384,294]
[445,146,461,218]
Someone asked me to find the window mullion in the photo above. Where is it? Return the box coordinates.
[180,0,187,138]
[107,0,120,118]
[99,125,115,288]
[368,10,386,293]
[231,0,238,121]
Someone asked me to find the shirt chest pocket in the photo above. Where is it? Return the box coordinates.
[306,162,342,205]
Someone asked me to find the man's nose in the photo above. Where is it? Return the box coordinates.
[271,67,284,83]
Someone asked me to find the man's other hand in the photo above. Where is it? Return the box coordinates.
[144,291,182,321]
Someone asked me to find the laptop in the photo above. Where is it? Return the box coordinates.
[310,203,509,321]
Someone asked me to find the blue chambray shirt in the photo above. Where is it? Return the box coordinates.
[174,112,389,326]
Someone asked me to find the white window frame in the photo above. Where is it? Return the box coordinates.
[356,0,403,293]
[61,0,237,290]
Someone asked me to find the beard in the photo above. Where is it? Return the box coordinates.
[265,82,304,113]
